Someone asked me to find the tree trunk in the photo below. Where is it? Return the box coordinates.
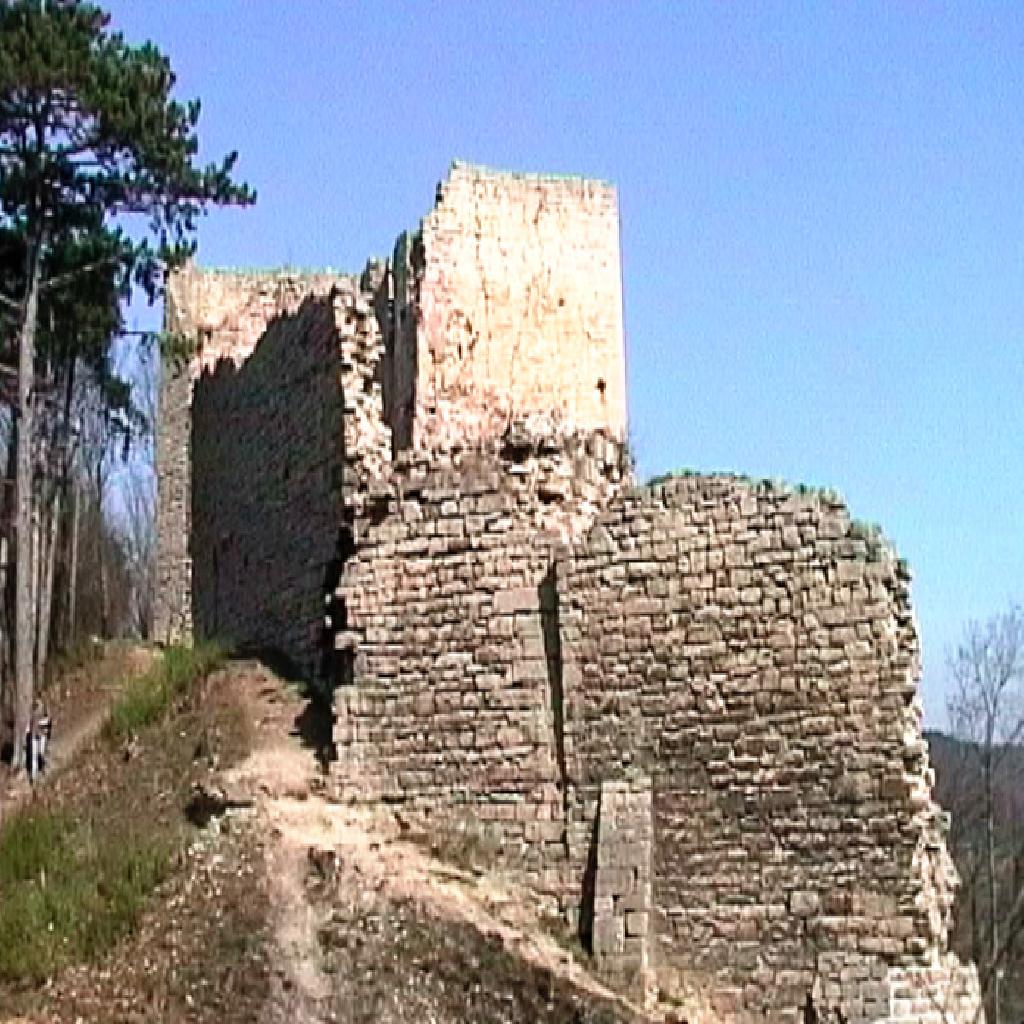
[96,465,108,638]
[67,479,80,651]
[972,845,981,967]
[30,494,41,686]
[0,433,16,752]
[56,356,76,654]
[987,756,1001,1024]
[13,243,42,772]
[0,532,9,748]
[36,488,59,681]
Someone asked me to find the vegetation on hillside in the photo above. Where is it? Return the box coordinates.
[105,640,226,740]
[0,0,253,771]
[0,642,233,985]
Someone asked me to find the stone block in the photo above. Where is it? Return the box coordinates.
[494,587,538,614]
[592,916,625,956]
[624,910,648,938]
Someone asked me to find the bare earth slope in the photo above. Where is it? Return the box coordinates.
[3,660,641,1024]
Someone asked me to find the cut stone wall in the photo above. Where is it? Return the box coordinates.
[154,350,192,644]
[155,266,345,644]
[335,421,629,895]
[588,775,653,982]
[186,273,388,676]
[388,162,627,452]
[885,961,984,1024]
[158,163,628,645]
[334,460,981,1021]
[557,474,979,1023]
[333,457,981,1021]
[158,161,983,1023]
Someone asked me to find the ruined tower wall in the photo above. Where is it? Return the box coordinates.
[157,164,626,646]
[156,162,983,1022]
[390,163,627,452]
[337,427,628,896]
[154,350,192,644]
[191,294,338,676]
[155,267,347,646]
[187,277,388,675]
[335,455,981,1021]
[558,476,980,1023]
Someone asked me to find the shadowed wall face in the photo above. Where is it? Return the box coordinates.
[191,295,346,676]
[155,268,345,645]
[160,265,388,673]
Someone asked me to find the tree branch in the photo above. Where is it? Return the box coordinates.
[40,255,120,293]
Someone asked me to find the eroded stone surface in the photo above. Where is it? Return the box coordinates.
[589,776,653,982]
[389,163,626,451]
[558,475,975,1022]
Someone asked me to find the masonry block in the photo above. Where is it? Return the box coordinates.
[589,776,652,977]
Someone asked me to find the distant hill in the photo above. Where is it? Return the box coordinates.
[926,729,1024,839]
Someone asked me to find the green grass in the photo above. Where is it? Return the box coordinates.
[0,809,170,983]
[0,641,229,984]
[0,810,65,883]
[647,467,699,486]
[105,641,226,741]
[645,469,850,506]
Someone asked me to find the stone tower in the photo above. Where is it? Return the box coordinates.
[155,162,983,1023]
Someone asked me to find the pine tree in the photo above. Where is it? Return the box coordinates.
[0,0,254,771]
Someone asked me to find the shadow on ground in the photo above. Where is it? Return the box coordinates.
[249,648,335,771]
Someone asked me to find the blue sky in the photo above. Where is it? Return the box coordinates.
[106,2,1024,727]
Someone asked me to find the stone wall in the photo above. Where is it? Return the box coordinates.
[158,163,629,644]
[333,458,981,1021]
[154,349,192,644]
[557,474,980,1023]
[158,161,983,1023]
[191,292,341,672]
[388,162,627,452]
[588,775,654,982]
[155,266,345,644]
[336,421,629,895]
[187,273,388,676]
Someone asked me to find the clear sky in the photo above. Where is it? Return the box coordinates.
[105,2,1024,728]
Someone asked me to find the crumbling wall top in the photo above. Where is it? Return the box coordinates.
[166,263,353,380]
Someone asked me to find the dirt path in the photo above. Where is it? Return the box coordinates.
[213,664,645,1024]
[1,659,649,1024]
[0,645,153,829]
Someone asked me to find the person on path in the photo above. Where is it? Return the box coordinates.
[36,698,51,772]
[25,698,51,783]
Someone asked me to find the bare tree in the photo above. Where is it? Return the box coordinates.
[111,343,156,639]
[73,370,136,639]
[948,603,1024,1024]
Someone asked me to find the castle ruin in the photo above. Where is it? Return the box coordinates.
[156,162,982,1023]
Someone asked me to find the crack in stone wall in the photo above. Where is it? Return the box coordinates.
[334,421,629,898]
